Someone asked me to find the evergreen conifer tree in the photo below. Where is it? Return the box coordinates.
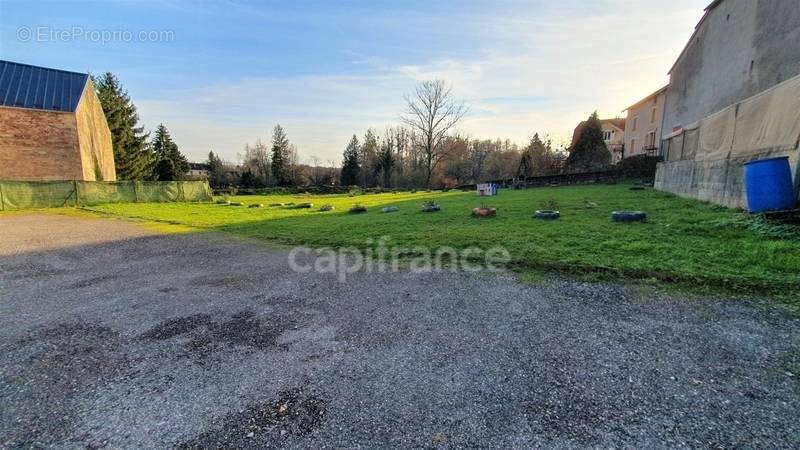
[151,124,189,181]
[270,124,292,186]
[340,135,361,186]
[566,111,611,172]
[93,72,153,180]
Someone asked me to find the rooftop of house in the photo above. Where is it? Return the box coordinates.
[623,86,668,112]
[0,60,89,113]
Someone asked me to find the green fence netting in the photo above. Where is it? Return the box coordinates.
[76,181,138,206]
[134,181,181,203]
[0,180,212,211]
[0,180,78,210]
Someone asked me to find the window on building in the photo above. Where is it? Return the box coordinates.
[602,130,611,141]
[632,117,638,132]
[647,131,656,149]
[631,139,636,153]
[650,108,657,123]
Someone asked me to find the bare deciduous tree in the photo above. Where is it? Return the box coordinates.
[402,79,467,187]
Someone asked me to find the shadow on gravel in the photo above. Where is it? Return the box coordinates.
[1,323,128,448]
[176,387,326,449]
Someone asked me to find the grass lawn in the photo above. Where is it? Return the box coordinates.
[84,183,800,302]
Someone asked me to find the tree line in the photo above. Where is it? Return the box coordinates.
[209,79,614,190]
[99,73,613,188]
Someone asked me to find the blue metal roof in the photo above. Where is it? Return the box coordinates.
[0,60,88,112]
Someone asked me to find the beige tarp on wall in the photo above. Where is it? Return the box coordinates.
[657,73,800,209]
[696,107,736,162]
[731,74,800,157]
[663,72,800,163]
[666,132,684,161]
[682,125,700,161]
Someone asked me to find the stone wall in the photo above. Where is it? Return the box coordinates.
[0,107,84,181]
[75,79,116,181]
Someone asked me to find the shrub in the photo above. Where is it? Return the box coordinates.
[421,200,441,212]
[615,154,662,178]
[349,204,367,214]
[539,198,559,211]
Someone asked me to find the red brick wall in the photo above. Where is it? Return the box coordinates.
[0,107,84,181]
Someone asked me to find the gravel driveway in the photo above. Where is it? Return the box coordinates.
[1,212,799,449]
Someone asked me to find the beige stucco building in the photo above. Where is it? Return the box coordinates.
[0,60,116,181]
[623,86,667,158]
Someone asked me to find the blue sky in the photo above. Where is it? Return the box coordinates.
[1,0,709,163]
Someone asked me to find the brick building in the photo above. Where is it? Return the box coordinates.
[0,60,116,181]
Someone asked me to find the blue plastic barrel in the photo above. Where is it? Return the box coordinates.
[743,156,796,213]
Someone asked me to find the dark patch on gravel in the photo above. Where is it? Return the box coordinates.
[175,388,326,449]
[1,322,127,448]
[139,314,213,340]
[188,311,292,351]
[138,311,293,360]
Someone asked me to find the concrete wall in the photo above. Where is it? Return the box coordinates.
[655,149,797,209]
[625,91,665,157]
[0,107,84,181]
[663,0,800,136]
[75,79,116,181]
